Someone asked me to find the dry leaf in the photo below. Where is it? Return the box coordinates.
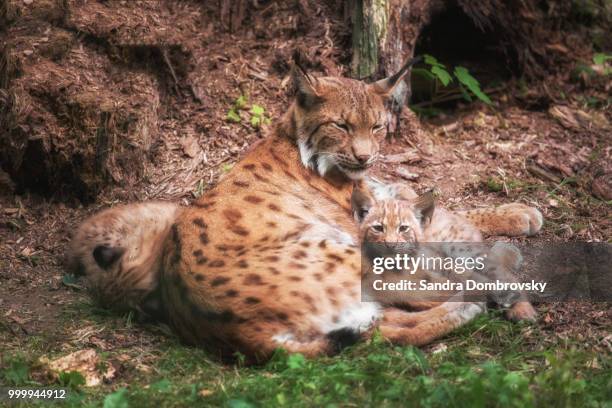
[180,135,200,158]
[42,349,116,387]
[549,106,580,130]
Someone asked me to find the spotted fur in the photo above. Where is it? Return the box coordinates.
[67,201,181,317]
[69,58,541,362]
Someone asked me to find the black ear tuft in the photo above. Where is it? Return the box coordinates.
[93,245,125,270]
[370,55,422,96]
[290,50,321,108]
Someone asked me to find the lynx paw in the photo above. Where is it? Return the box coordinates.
[497,204,543,236]
[490,242,523,270]
[447,301,487,323]
[505,301,537,322]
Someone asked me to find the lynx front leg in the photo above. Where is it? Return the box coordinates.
[458,203,543,237]
[379,301,486,346]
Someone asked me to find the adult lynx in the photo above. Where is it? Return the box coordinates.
[69,57,542,362]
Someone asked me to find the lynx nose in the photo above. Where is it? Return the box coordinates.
[353,153,372,165]
[352,138,375,166]
[354,153,371,165]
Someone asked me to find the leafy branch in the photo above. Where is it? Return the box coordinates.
[413,54,492,106]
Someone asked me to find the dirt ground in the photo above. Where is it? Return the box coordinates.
[0,0,610,386]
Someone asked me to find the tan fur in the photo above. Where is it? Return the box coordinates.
[67,201,181,314]
[459,204,543,237]
[69,60,540,362]
[352,183,537,321]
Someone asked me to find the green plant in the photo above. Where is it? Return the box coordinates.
[1,354,30,385]
[192,178,205,198]
[58,370,86,390]
[103,388,129,408]
[413,54,492,106]
[593,53,611,75]
[454,66,492,104]
[226,95,271,128]
[222,163,234,173]
[249,104,271,128]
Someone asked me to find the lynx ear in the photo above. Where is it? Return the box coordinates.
[351,181,375,223]
[412,189,436,227]
[369,56,422,96]
[291,56,321,108]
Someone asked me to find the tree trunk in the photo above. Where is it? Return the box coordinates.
[350,0,445,133]
[348,0,586,133]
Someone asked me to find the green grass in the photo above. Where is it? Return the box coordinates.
[1,311,610,408]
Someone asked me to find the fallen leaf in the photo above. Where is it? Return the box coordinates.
[42,349,116,387]
[431,343,448,354]
[180,136,200,158]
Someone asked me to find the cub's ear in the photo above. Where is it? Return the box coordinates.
[369,56,422,96]
[351,181,375,223]
[291,52,322,108]
[412,189,436,228]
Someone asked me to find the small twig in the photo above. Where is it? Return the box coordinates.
[162,48,180,94]
[525,158,562,183]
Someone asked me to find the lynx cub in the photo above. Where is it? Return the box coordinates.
[351,181,537,321]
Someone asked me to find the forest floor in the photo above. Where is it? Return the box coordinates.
[1,2,611,407]
[1,102,610,407]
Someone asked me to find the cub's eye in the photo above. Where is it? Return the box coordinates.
[333,122,350,132]
[372,124,384,133]
[371,224,384,233]
[398,225,410,233]
[358,209,369,220]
